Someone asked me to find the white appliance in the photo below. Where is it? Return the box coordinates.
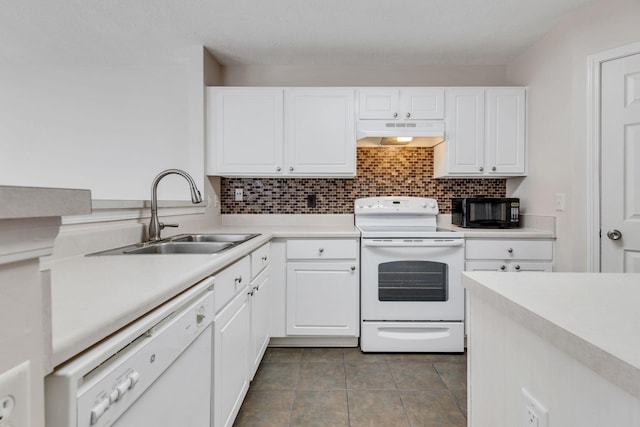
[356,196,465,352]
[45,277,215,427]
[356,120,445,146]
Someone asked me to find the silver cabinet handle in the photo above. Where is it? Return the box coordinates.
[276,166,282,172]
[507,248,513,254]
[289,166,294,172]
[406,112,411,118]
[393,112,398,118]
[500,265,506,271]
[492,166,497,171]
[248,290,254,296]
[479,167,484,172]
[514,265,521,271]
[351,265,356,271]
[261,255,268,261]
[318,248,324,253]
[607,229,622,240]
[235,275,242,284]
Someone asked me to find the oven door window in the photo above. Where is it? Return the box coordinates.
[378,261,448,302]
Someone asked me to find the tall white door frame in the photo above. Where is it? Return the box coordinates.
[587,41,640,272]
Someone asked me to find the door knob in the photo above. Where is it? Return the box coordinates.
[607,229,622,240]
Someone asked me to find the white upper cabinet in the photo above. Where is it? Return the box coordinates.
[206,87,356,177]
[358,88,445,120]
[285,88,356,176]
[485,88,526,175]
[442,88,486,174]
[434,87,526,177]
[207,88,284,176]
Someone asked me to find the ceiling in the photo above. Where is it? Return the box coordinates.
[0,0,597,66]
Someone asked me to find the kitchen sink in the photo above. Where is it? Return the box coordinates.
[168,233,260,243]
[123,241,233,254]
[87,233,260,256]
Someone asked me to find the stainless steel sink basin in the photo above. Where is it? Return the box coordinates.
[168,233,260,243]
[123,241,233,254]
[87,233,260,256]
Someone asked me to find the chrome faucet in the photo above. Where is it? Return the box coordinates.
[148,169,203,241]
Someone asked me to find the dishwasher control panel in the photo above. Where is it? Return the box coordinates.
[75,290,214,427]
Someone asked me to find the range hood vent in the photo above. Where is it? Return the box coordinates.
[356,120,445,147]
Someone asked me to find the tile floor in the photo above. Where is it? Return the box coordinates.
[233,347,467,427]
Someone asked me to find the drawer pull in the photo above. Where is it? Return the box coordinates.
[514,265,521,271]
[500,265,506,271]
[318,248,324,254]
[261,256,268,261]
[235,276,242,284]
[351,265,356,271]
[507,248,513,254]
[248,290,254,296]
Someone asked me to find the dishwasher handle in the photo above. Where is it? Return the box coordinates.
[362,239,464,248]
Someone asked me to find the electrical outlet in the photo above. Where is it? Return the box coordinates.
[0,361,30,427]
[522,388,548,427]
[234,188,243,202]
[307,194,317,208]
[555,193,565,211]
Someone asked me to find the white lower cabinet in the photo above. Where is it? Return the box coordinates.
[463,238,554,336]
[213,289,250,427]
[212,244,272,427]
[464,238,553,272]
[249,266,270,379]
[285,239,359,337]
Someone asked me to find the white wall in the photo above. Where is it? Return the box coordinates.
[506,0,640,271]
[223,64,508,86]
[0,47,207,202]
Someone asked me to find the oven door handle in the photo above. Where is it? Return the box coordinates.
[362,239,464,248]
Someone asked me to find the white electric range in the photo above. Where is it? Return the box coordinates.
[355,196,465,352]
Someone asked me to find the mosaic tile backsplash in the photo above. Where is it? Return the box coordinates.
[221,147,506,214]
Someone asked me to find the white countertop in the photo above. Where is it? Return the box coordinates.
[463,271,640,400]
[48,224,359,367]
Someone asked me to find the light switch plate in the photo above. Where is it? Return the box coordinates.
[0,361,30,427]
[555,193,565,211]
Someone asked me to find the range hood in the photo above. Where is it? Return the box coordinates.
[356,120,445,147]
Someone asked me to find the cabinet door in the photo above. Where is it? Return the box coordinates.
[285,89,356,176]
[445,89,486,174]
[207,88,284,176]
[400,88,445,120]
[249,268,270,379]
[286,262,359,336]
[486,88,526,175]
[214,290,251,427]
[358,88,400,119]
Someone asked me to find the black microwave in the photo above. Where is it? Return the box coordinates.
[452,198,520,228]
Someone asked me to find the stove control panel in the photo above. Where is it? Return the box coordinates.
[355,197,439,215]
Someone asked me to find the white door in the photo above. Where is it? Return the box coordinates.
[445,88,486,174]
[601,53,640,272]
[358,88,400,119]
[285,88,356,175]
[208,88,284,175]
[399,88,445,120]
[286,262,359,336]
[485,88,526,175]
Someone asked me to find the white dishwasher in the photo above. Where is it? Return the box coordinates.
[45,276,215,427]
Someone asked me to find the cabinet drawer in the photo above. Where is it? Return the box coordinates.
[465,239,552,261]
[214,255,251,313]
[286,239,358,260]
[250,243,271,279]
